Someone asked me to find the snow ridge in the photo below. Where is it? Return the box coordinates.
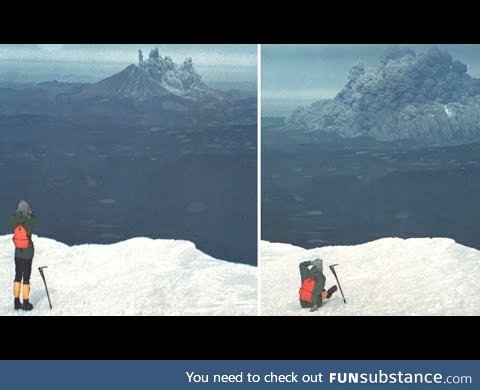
[261,237,480,316]
[0,235,257,316]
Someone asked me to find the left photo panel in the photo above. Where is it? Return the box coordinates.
[0,44,258,315]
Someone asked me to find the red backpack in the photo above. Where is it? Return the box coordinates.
[299,277,316,303]
[13,224,30,249]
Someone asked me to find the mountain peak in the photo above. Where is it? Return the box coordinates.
[136,47,208,95]
[85,48,219,101]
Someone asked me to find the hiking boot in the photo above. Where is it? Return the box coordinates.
[326,285,338,299]
[14,298,22,310]
[22,299,33,311]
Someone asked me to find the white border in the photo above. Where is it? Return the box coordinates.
[257,43,262,316]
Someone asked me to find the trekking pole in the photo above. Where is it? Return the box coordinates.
[329,264,347,304]
[38,266,52,309]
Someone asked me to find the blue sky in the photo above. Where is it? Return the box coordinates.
[262,44,480,117]
[0,44,257,85]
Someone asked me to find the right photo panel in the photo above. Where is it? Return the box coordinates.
[261,44,480,315]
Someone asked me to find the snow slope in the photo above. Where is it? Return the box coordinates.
[261,237,480,315]
[0,236,257,316]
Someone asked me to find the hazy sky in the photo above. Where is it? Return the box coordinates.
[262,44,480,117]
[0,44,257,85]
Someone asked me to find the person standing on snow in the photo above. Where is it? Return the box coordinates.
[11,200,38,311]
[298,258,337,312]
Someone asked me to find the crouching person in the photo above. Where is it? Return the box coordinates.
[299,258,337,312]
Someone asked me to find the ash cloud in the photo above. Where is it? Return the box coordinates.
[286,46,480,144]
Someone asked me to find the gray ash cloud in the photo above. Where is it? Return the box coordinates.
[286,46,480,145]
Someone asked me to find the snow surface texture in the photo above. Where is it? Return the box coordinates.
[261,237,480,316]
[0,236,257,316]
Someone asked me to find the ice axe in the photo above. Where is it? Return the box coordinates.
[329,264,347,304]
[38,266,52,309]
